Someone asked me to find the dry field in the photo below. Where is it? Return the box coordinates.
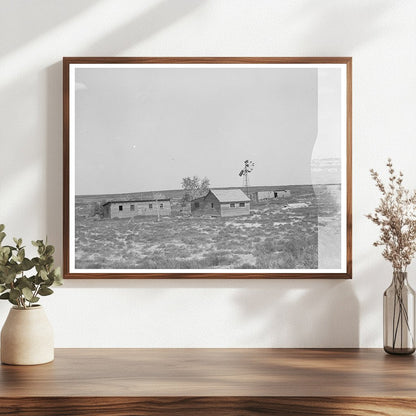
[75,185,340,270]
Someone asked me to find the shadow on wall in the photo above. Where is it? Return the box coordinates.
[290,0,393,53]
[46,63,63,264]
[59,277,359,348]
[354,247,392,347]
[0,302,10,330]
[82,0,205,55]
[45,0,206,264]
[233,279,359,347]
[0,0,101,57]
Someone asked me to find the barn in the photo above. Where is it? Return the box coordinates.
[103,198,171,219]
[191,189,250,217]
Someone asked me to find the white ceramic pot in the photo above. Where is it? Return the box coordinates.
[1,305,54,365]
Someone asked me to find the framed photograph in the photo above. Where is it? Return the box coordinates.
[63,57,352,279]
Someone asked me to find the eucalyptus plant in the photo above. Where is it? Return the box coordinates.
[0,224,62,309]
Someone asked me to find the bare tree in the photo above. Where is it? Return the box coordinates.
[90,200,106,218]
[153,192,166,222]
[181,176,210,202]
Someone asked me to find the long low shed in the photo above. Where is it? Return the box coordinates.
[103,199,171,219]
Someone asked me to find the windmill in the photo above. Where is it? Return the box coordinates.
[239,160,255,196]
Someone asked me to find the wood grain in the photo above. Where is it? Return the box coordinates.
[1,397,416,416]
[4,348,416,397]
[1,349,415,415]
[63,57,353,279]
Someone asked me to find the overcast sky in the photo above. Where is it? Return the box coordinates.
[74,66,341,195]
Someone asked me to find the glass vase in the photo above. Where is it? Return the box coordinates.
[383,271,415,355]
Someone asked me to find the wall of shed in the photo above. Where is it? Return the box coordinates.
[275,190,291,198]
[257,190,291,201]
[258,191,275,201]
[220,202,250,217]
[191,193,221,216]
[103,204,111,219]
[109,201,171,218]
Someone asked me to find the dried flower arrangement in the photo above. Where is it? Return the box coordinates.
[367,159,416,272]
[367,159,416,354]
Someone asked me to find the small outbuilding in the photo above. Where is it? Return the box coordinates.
[191,189,250,217]
[103,198,171,219]
[257,189,291,201]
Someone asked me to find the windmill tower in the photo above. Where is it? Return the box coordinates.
[239,160,255,196]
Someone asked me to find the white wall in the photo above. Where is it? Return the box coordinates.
[1,0,415,347]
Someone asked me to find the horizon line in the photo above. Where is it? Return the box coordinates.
[75,183,341,198]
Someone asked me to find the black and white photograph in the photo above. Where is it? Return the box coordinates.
[64,58,351,278]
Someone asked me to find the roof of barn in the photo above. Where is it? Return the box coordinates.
[103,198,170,206]
[209,189,250,203]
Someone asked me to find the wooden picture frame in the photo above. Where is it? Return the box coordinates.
[63,57,352,279]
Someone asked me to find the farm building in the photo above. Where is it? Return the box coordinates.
[103,198,171,219]
[191,189,250,217]
[256,189,291,201]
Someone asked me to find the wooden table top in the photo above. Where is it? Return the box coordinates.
[1,348,415,398]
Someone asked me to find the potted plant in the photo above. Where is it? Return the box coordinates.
[367,159,416,354]
[0,224,62,365]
